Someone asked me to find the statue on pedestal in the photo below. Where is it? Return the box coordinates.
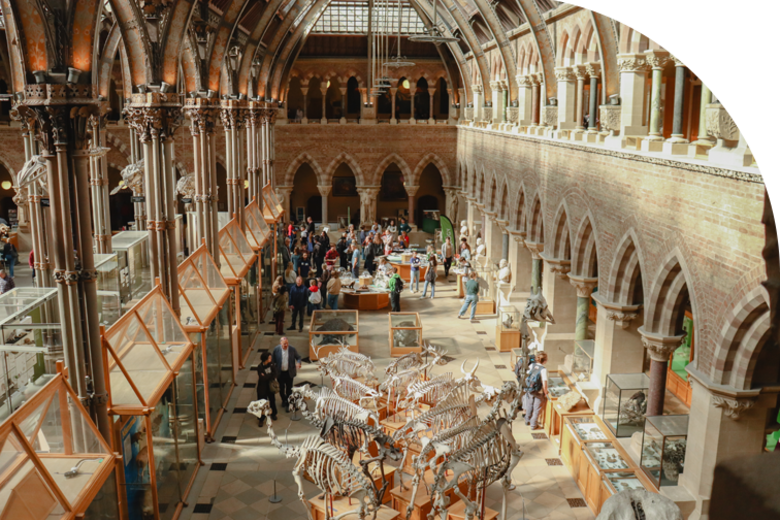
[474,238,487,267]
[459,220,469,241]
[495,259,512,306]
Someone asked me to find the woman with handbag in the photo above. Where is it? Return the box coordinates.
[256,351,279,426]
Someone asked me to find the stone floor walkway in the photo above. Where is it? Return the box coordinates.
[180,275,597,520]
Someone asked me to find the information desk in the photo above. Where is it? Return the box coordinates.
[342,288,390,310]
[387,258,429,284]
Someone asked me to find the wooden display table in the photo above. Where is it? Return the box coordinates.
[474,298,496,315]
[544,397,593,448]
[342,289,390,310]
[448,500,498,520]
[560,415,612,481]
[390,470,470,520]
[390,262,429,284]
[310,494,400,520]
[389,312,423,357]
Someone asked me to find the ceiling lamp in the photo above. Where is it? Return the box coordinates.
[1,181,10,190]
[408,0,459,44]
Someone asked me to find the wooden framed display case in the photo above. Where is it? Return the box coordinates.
[177,246,234,439]
[0,367,120,520]
[577,440,633,512]
[640,414,688,489]
[389,312,422,357]
[256,192,281,281]
[544,372,593,446]
[473,263,496,316]
[308,310,359,360]
[602,373,650,438]
[560,415,611,480]
[263,184,285,220]
[496,305,521,352]
[0,287,63,419]
[341,288,390,310]
[598,470,655,513]
[102,286,202,520]
[244,201,272,339]
[95,253,123,327]
[572,339,595,383]
[111,231,151,305]
[243,200,271,252]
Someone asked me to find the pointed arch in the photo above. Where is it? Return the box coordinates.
[644,249,695,337]
[411,153,453,186]
[372,153,412,186]
[514,186,526,231]
[488,175,498,212]
[324,152,365,185]
[527,194,544,244]
[571,213,598,278]
[498,178,509,221]
[550,202,571,260]
[477,169,486,204]
[284,152,325,186]
[607,229,646,306]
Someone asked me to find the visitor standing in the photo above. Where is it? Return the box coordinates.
[298,251,311,279]
[284,262,296,293]
[387,219,397,241]
[336,234,348,268]
[523,351,549,430]
[401,230,410,248]
[442,237,454,277]
[421,256,438,299]
[2,239,17,278]
[255,351,279,425]
[409,251,421,293]
[292,246,301,274]
[399,217,411,235]
[326,270,342,310]
[307,278,321,316]
[306,216,316,237]
[388,267,403,312]
[458,271,480,321]
[460,238,472,262]
[325,244,339,268]
[0,269,15,294]
[272,285,288,335]
[272,337,301,410]
[288,276,308,332]
[351,243,361,279]
[281,238,292,268]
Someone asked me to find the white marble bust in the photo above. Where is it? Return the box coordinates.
[497,259,512,284]
[459,220,469,240]
[475,237,486,258]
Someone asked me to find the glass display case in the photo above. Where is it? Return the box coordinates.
[178,246,231,329]
[579,440,632,512]
[640,414,688,488]
[598,470,654,514]
[496,305,521,352]
[103,286,201,520]
[309,310,359,360]
[240,261,260,364]
[111,231,151,304]
[584,441,631,471]
[0,288,63,418]
[243,200,270,252]
[389,312,422,357]
[548,372,573,399]
[602,373,650,437]
[218,219,256,282]
[570,416,609,442]
[0,370,120,520]
[572,339,595,383]
[263,185,285,220]
[560,415,610,480]
[95,253,122,326]
[473,263,496,315]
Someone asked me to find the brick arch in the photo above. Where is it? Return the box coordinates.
[571,212,599,278]
[711,286,771,390]
[372,153,412,186]
[487,174,498,212]
[550,201,571,260]
[283,152,325,186]
[323,152,365,185]
[105,132,132,162]
[527,194,544,244]
[498,176,510,221]
[606,228,646,306]
[644,247,698,337]
[477,168,486,204]
[410,153,453,186]
[513,184,527,230]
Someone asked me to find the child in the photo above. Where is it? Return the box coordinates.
[307,278,321,316]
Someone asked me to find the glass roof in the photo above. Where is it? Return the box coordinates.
[312,0,426,35]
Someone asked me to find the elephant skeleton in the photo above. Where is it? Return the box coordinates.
[249,399,380,520]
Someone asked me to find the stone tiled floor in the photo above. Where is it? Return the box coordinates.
[180,275,597,520]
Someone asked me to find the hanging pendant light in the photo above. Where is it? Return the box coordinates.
[386,0,415,68]
[408,0,459,43]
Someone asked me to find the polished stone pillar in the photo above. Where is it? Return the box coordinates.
[472,84,484,123]
[516,75,533,126]
[555,67,577,130]
[321,87,328,124]
[641,51,669,152]
[390,87,398,124]
[662,57,689,156]
[639,328,686,417]
[410,86,416,124]
[591,293,643,389]
[526,241,543,293]
[318,185,331,225]
[617,54,649,136]
[405,185,419,224]
[569,276,598,341]
[501,231,509,261]
[300,87,309,124]
[531,76,540,126]
[586,63,600,133]
[339,87,347,124]
[221,100,247,229]
[689,83,716,156]
[428,87,436,123]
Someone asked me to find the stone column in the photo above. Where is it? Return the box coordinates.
[641,51,669,151]
[530,76,540,126]
[409,86,417,124]
[510,231,532,294]
[663,57,689,154]
[321,87,328,124]
[87,113,112,254]
[555,66,577,131]
[617,54,649,136]
[540,254,578,368]
[221,100,247,229]
[574,66,587,134]
[679,370,778,520]
[428,87,437,123]
[569,276,598,341]
[405,185,419,225]
[472,84,484,123]
[501,230,510,261]
[591,293,643,390]
[525,241,543,293]
[466,198,476,240]
[639,328,686,417]
[516,75,533,126]
[246,104,261,202]
[184,99,220,263]
[689,83,716,156]
[317,185,331,225]
[300,87,309,124]
[339,87,347,124]
[390,87,398,124]
[585,63,600,134]
[357,186,381,227]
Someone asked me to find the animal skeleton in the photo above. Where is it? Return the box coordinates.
[332,376,383,410]
[292,384,379,425]
[380,343,449,415]
[319,345,378,386]
[400,359,483,410]
[249,400,380,520]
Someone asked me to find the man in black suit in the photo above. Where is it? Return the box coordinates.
[272,337,301,410]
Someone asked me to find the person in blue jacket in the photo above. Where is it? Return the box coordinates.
[288,276,309,332]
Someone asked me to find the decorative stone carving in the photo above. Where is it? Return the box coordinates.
[554,67,575,83]
[542,106,558,127]
[569,276,598,298]
[706,103,739,141]
[464,107,474,121]
[404,185,420,198]
[573,65,587,81]
[617,56,648,72]
[506,107,519,124]
[599,105,621,135]
[516,75,532,88]
[357,187,381,227]
[585,63,601,78]
[645,51,670,70]
[640,333,686,363]
[317,185,332,197]
[606,311,639,329]
[711,395,757,420]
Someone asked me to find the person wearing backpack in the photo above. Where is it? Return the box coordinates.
[307,278,322,316]
[388,267,404,312]
[523,351,549,430]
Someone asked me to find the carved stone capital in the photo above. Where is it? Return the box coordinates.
[541,253,571,278]
[573,65,587,81]
[471,84,484,94]
[524,240,543,260]
[568,275,598,298]
[220,100,248,130]
[617,54,648,73]
[404,185,420,197]
[554,67,575,83]
[585,63,601,78]
[670,55,685,68]
[317,185,332,197]
[644,50,670,70]
[126,105,183,142]
[184,100,219,136]
[711,395,757,420]
[706,103,739,141]
[639,328,686,362]
[516,75,532,88]
[591,293,642,329]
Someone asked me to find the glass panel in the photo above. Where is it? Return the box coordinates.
[32,389,64,454]
[602,373,650,438]
[390,313,420,327]
[66,392,101,454]
[217,305,233,405]
[499,306,520,331]
[134,293,190,368]
[0,457,66,520]
[16,394,51,442]
[605,472,645,493]
[0,428,24,477]
[192,334,207,425]
[150,384,180,520]
[584,441,630,471]
[204,322,223,428]
[82,470,120,520]
[641,415,688,487]
[547,373,571,399]
[192,249,229,298]
[119,416,152,520]
[173,356,198,492]
[568,417,608,441]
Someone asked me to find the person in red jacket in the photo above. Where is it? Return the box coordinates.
[307,278,321,316]
[324,244,339,268]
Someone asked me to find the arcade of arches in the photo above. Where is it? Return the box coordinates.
[0,1,775,520]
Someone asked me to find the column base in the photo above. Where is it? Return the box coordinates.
[301,117,308,124]
[623,135,645,150]
[410,118,416,125]
[340,117,347,124]
[570,129,586,141]
[586,130,600,143]
[641,135,665,152]
[687,139,715,158]
[390,118,397,125]
[321,118,327,124]
[663,139,690,155]
[428,118,435,124]
[707,138,754,167]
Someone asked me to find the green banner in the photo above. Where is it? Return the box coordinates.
[440,215,455,245]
